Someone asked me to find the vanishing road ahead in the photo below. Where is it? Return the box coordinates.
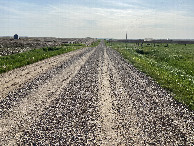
[0,41,193,145]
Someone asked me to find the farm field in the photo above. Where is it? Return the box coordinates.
[106,41,194,110]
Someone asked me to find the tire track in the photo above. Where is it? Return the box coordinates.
[0,46,97,145]
[97,44,144,145]
[97,46,122,145]
[0,47,93,117]
[106,49,142,145]
[0,47,88,99]
[17,43,101,145]
[106,46,194,145]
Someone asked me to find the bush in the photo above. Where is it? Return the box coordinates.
[136,49,149,55]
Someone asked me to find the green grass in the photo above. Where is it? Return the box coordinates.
[0,41,100,74]
[90,40,101,47]
[106,41,194,110]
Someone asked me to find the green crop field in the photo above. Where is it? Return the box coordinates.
[106,41,194,110]
[0,41,100,74]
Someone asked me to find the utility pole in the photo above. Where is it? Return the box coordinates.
[126,32,127,49]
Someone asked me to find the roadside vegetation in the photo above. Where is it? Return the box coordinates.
[90,40,101,47]
[0,41,100,74]
[106,41,194,110]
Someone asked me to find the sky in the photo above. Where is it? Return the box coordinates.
[0,0,194,39]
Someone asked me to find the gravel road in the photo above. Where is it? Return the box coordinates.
[0,40,193,145]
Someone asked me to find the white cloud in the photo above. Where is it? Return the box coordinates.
[1,0,194,39]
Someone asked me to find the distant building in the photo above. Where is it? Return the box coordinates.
[14,34,19,39]
[144,38,153,42]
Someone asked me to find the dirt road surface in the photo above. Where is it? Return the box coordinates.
[0,41,193,145]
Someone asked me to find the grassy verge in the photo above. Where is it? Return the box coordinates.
[0,41,100,74]
[106,41,194,110]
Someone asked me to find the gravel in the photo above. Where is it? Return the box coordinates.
[0,46,93,117]
[0,40,193,145]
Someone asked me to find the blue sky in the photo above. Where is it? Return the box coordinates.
[0,0,194,39]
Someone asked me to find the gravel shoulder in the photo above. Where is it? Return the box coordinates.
[0,41,193,145]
